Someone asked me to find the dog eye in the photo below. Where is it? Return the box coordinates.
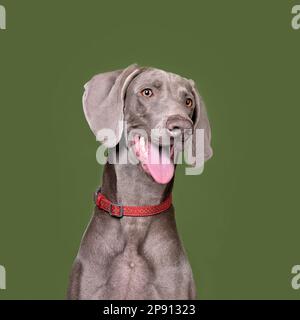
[141,88,153,97]
[185,98,193,108]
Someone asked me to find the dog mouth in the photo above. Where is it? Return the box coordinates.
[133,134,175,184]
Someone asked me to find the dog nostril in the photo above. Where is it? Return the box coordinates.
[167,123,181,132]
[167,127,182,137]
[166,116,193,137]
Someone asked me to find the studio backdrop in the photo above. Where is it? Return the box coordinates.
[0,0,299,299]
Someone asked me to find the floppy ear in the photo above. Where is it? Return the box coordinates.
[190,80,213,162]
[83,64,141,146]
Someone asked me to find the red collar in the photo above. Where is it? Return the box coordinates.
[95,189,172,218]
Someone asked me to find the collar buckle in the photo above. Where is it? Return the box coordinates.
[109,202,124,218]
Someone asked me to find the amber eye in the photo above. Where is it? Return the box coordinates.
[186,98,193,108]
[141,88,153,97]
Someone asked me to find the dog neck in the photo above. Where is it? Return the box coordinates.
[101,162,174,207]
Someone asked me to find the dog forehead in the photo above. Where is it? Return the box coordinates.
[132,68,192,92]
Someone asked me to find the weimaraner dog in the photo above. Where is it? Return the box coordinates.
[67,64,213,300]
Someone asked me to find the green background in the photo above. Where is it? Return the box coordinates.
[0,0,299,299]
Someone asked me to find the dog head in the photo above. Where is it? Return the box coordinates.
[83,64,213,184]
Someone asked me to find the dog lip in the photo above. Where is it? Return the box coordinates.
[133,133,175,184]
[135,135,174,161]
[133,134,174,147]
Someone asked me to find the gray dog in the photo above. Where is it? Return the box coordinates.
[67,64,213,300]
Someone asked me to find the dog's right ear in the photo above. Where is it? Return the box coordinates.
[83,64,142,147]
[190,80,213,163]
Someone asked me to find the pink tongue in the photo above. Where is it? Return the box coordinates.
[145,143,174,184]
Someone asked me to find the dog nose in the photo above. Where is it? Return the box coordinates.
[166,116,193,137]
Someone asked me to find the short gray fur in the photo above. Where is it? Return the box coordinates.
[67,64,212,299]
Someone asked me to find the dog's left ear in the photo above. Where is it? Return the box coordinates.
[83,64,142,146]
[190,80,213,162]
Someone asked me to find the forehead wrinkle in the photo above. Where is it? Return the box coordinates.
[152,79,163,88]
[167,74,192,100]
[131,70,168,92]
[131,69,192,100]
[178,87,190,99]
